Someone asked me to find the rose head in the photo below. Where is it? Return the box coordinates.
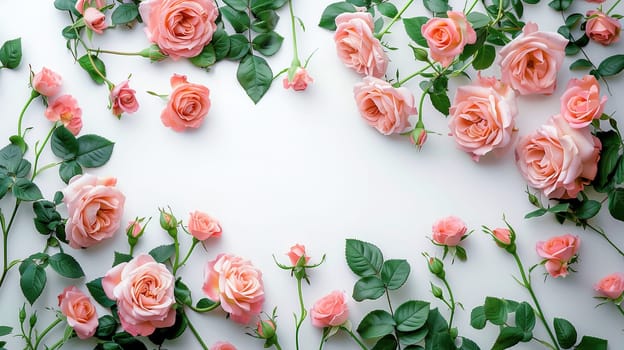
[334,12,388,78]
[421,11,477,68]
[45,94,83,135]
[283,67,313,91]
[75,0,106,14]
[161,74,211,131]
[84,7,107,34]
[211,342,237,350]
[492,228,512,246]
[536,234,580,278]
[188,210,222,240]
[560,75,607,128]
[432,216,467,246]
[32,67,62,97]
[310,290,349,328]
[111,80,139,117]
[256,319,276,339]
[126,220,143,238]
[585,11,621,46]
[287,244,310,266]
[58,286,98,339]
[595,273,624,300]
[409,123,427,150]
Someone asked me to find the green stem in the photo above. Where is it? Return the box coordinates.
[586,223,624,258]
[183,312,209,350]
[274,342,283,350]
[17,91,38,138]
[72,26,113,88]
[465,0,480,14]
[288,0,300,65]
[606,0,621,15]
[617,304,624,317]
[33,317,63,350]
[442,278,456,330]
[47,337,65,350]
[32,124,58,181]
[86,48,144,56]
[187,300,221,313]
[342,327,369,350]
[176,239,200,272]
[376,0,415,38]
[172,235,181,275]
[318,333,325,350]
[0,199,21,288]
[295,277,307,350]
[395,61,435,87]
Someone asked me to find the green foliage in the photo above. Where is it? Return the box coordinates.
[189,45,217,68]
[381,259,410,290]
[357,310,396,339]
[353,275,385,301]
[394,301,430,332]
[78,54,107,85]
[49,252,85,278]
[252,31,284,56]
[237,54,273,104]
[19,259,47,304]
[403,17,429,47]
[95,315,118,339]
[0,38,22,69]
[319,2,357,30]
[149,244,176,263]
[87,278,116,308]
[111,3,139,25]
[345,238,383,277]
[553,318,577,348]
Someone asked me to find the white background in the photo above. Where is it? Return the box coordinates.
[0,0,623,349]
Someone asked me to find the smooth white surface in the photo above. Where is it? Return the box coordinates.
[0,0,623,349]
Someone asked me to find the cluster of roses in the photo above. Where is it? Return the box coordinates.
[31,67,83,135]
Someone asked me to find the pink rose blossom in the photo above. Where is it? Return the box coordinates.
[102,254,176,336]
[536,234,580,278]
[421,11,477,67]
[84,7,107,34]
[585,10,621,46]
[283,67,313,91]
[111,80,139,117]
[63,174,125,249]
[432,216,467,246]
[139,0,219,60]
[560,75,607,128]
[32,67,62,97]
[310,290,349,328]
[45,94,83,135]
[161,74,211,131]
[492,228,512,246]
[211,342,237,350]
[353,76,416,135]
[334,12,388,78]
[287,244,310,266]
[203,253,264,324]
[595,273,624,300]
[449,75,517,161]
[515,114,601,199]
[188,211,222,241]
[58,286,98,339]
[498,22,567,95]
[75,0,106,14]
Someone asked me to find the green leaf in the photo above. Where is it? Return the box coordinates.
[250,0,287,13]
[381,259,410,290]
[62,25,79,40]
[459,337,480,350]
[59,160,83,184]
[608,188,624,221]
[20,263,46,304]
[113,332,148,350]
[174,280,193,306]
[111,3,139,25]
[345,239,383,277]
[318,2,356,30]
[189,45,216,68]
[0,144,23,173]
[78,54,107,85]
[548,0,572,10]
[15,159,31,179]
[525,208,547,219]
[212,29,230,61]
[593,131,620,192]
[403,17,429,47]
[492,327,524,350]
[0,177,12,200]
[377,3,398,17]
[251,10,279,33]
[548,203,570,213]
[429,91,450,116]
[615,156,624,184]
[0,326,12,337]
[554,318,577,348]
[473,44,496,70]
[484,297,506,325]
[148,309,187,344]
[196,298,218,310]
[0,38,22,69]
[423,0,451,14]
[470,306,486,329]
[95,315,118,339]
[223,0,247,11]
[576,200,601,220]
[51,126,79,160]
[55,0,77,11]
[86,278,116,308]
[227,34,251,60]
[221,7,250,33]
[467,12,491,28]
[12,179,43,201]
[357,310,396,339]
[76,134,114,168]
[397,328,428,345]
[49,252,85,278]
[394,301,430,332]
[515,302,534,341]
[372,335,398,350]
[113,252,133,266]
[353,276,385,301]
[575,336,607,350]
[565,13,583,28]
[149,244,176,263]
[252,31,284,56]
[597,54,624,77]
[236,54,273,104]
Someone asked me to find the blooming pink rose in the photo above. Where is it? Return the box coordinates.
[188,211,222,240]
[560,75,607,128]
[353,76,416,135]
[310,290,349,328]
[492,228,512,246]
[161,74,211,131]
[334,12,388,78]
[63,174,125,249]
[536,234,580,278]
[585,10,621,46]
[287,244,310,266]
[211,342,237,350]
[449,75,517,161]
[111,80,139,117]
[139,0,219,60]
[84,7,107,34]
[45,94,83,135]
[499,22,567,95]
[595,273,624,299]
[515,114,601,199]
[421,11,477,67]
[32,67,62,97]
[75,0,106,14]
[58,286,98,339]
[203,253,264,324]
[102,254,176,336]
[432,216,467,246]
[283,67,313,91]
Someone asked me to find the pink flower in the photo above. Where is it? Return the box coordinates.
[283,67,313,91]
[498,22,567,95]
[421,11,477,67]
[139,0,219,60]
[111,80,139,117]
[492,228,512,246]
[449,75,517,161]
[515,114,601,199]
[409,125,428,149]
[161,74,211,131]
[75,0,107,14]
[58,286,98,339]
[211,342,237,350]
[585,10,621,46]
[84,7,107,34]
[256,319,276,339]
[202,253,264,324]
[62,174,125,249]
[45,94,83,135]
[353,76,416,135]
[287,244,310,266]
[334,12,388,78]
[126,220,143,238]
[595,273,624,300]
[188,211,222,241]
[536,234,580,278]
[32,67,62,97]
[310,291,349,328]
[560,75,607,128]
[432,216,467,246]
[102,254,176,336]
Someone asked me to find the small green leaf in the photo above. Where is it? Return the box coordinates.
[353,276,385,301]
[148,309,187,344]
[318,2,357,30]
[576,200,601,220]
[381,259,410,290]
[196,298,218,310]
[554,318,577,348]
[95,315,118,339]
[111,3,139,25]
[484,297,506,325]
[252,31,284,56]
[547,203,570,213]
[20,263,46,304]
[86,278,116,308]
[113,252,133,266]
[608,188,624,221]
[394,301,430,332]
[515,302,535,341]
[174,280,192,306]
[548,0,572,10]
[357,310,396,339]
[377,3,398,18]
[0,144,23,173]
[59,160,83,184]
[76,134,114,168]
[615,156,624,184]
[54,0,77,11]
[12,179,43,201]
[149,244,176,263]
[470,306,486,329]
[237,54,273,104]
[0,326,12,337]
[189,45,216,68]
[0,38,22,69]
[397,328,428,345]
[0,177,12,200]
[227,34,251,60]
[78,54,107,85]
[251,10,279,33]
[221,7,250,33]
[113,332,148,350]
[212,29,230,61]
[492,327,524,350]
[49,252,85,278]
[575,336,608,350]
[565,13,583,28]
[345,239,384,277]
[597,54,624,77]
[467,12,491,28]
[250,0,287,13]
[525,208,547,219]
[51,126,79,160]
[459,337,480,350]
[429,91,450,116]
[423,0,451,14]
[473,44,496,70]
[372,334,398,350]
[403,17,429,47]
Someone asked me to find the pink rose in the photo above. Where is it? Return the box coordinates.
[139,0,219,60]
[560,75,607,128]
[75,0,106,14]
[432,216,467,246]
[111,80,139,117]
[449,74,517,161]
[161,74,211,131]
[409,125,428,149]
[58,286,98,339]
[32,67,62,97]
[585,10,621,46]
[287,244,310,266]
[595,273,624,299]
[421,11,477,67]
[45,94,83,135]
[203,253,264,324]
[353,76,416,135]
[310,290,349,328]
[211,342,237,350]
[102,254,176,336]
[492,228,512,246]
[63,174,125,249]
[499,22,567,95]
[84,7,107,34]
[334,12,388,78]
[536,234,580,278]
[283,67,313,91]
[188,211,222,240]
[515,114,601,199]
[126,220,143,238]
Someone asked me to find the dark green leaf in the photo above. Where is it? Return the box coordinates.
[86,278,116,308]
[548,0,572,10]
[492,327,524,350]
[394,301,430,332]
[615,156,624,184]
[221,7,250,33]
[0,144,23,173]
[554,318,577,348]
[0,38,22,69]
[113,332,148,350]
[52,126,79,160]
[54,191,64,205]
[0,176,11,199]
[59,160,83,184]
[251,10,279,33]
[593,131,620,192]
[429,92,450,116]
[113,252,133,266]
[597,55,624,77]
[15,159,31,179]
[353,276,385,301]
[575,336,607,350]
[357,310,396,339]
[212,29,230,61]
[148,309,187,344]
[223,0,247,11]
[54,0,77,11]
[149,244,176,263]
[95,315,118,339]
[565,43,580,56]
[467,12,491,28]
[250,0,287,13]
[49,252,85,278]
[484,297,506,325]
[459,337,480,350]
[470,306,486,329]
[189,45,216,68]
[377,3,398,17]
[237,54,273,104]
[78,54,107,85]
[12,179,43,201]
[473,44,496,70]
[345,239,384,277]
[0,326,12,337]
[455,245,467,261]
[423,0,451,14]
[76,134,114,168]
[515,302,534,341]
[252,31,284,56]
[111,3,139,25]
[227,34,251,60]
[372,335,398,350]
[62,25,79,40]
[9,135,27,154]
[548,203,570,213]
[565,13,583,28]
[95,342,123,350]
[318,2,357,30]
[397,328,428,345]
[20,263,46,304]
[403,17,429,47]
[196,298,218,310]
[576,200,601,220]
[608,188,624,221]
[174,280,192,306]
[381,259,410,290]
[511,0,523,18]
[525,208,547,219]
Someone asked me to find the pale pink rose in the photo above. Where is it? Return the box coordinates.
[421,11,477,68]
[498,22,567,95]
[75,0,106,14]
[111,80,139,117]
[515,114,601,199]
[334,12,388,78]
[536,234,580,278]
[353,76,416,135]
[492,228,512,246]
[58,286,98,339]
[202,253,264,324]
[560,75,607,128]
[139,0,219,60]
[102,254,176,336]
[84,7,107,34]
[310,290,349,328]
[161,74,211,131]
[211,342,237,350]
[585,10,621,46]
[45,94,83,135]
[283,67,313,91]
[287,244,310,266]
[188,211,222,241]
[432,216,467,246]
[449,75,517,161]
[63,174,125,249]
[595,273,624,299]
[32,67,62,97]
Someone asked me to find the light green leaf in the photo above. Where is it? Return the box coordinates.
[357,310,396,339]
[353,276,385,301]
[111,3,139,25]
[394,301,430,332]
[78,54,107,85]
[318,2,357,30]
[381,259,410,290]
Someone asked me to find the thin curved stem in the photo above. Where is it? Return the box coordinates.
[606,0,621,15]
[376,0,415,38]
[442,278,456,330]
[33,317,63,350]
[175,239,199,273]
[586,223,624,257]
[187,300,221,313]
[288,0,300,65]
[0,199,21,288]
[86,48,143,56]
[32,124,58,181]
[395,61,435,87]
[183,312,209,350]
[17,92,38,138]
[342,327,369,350]
[295,277,307,350]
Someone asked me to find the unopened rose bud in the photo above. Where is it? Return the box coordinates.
[492,228,512,246]
[139,45,167,62]
[256,319,276,339]
[427,257,445,279]
[411,47,429,62]
[126,219,144,247]
[159,209,178,237]
[430,283,443,299]
[409,121,427,150]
